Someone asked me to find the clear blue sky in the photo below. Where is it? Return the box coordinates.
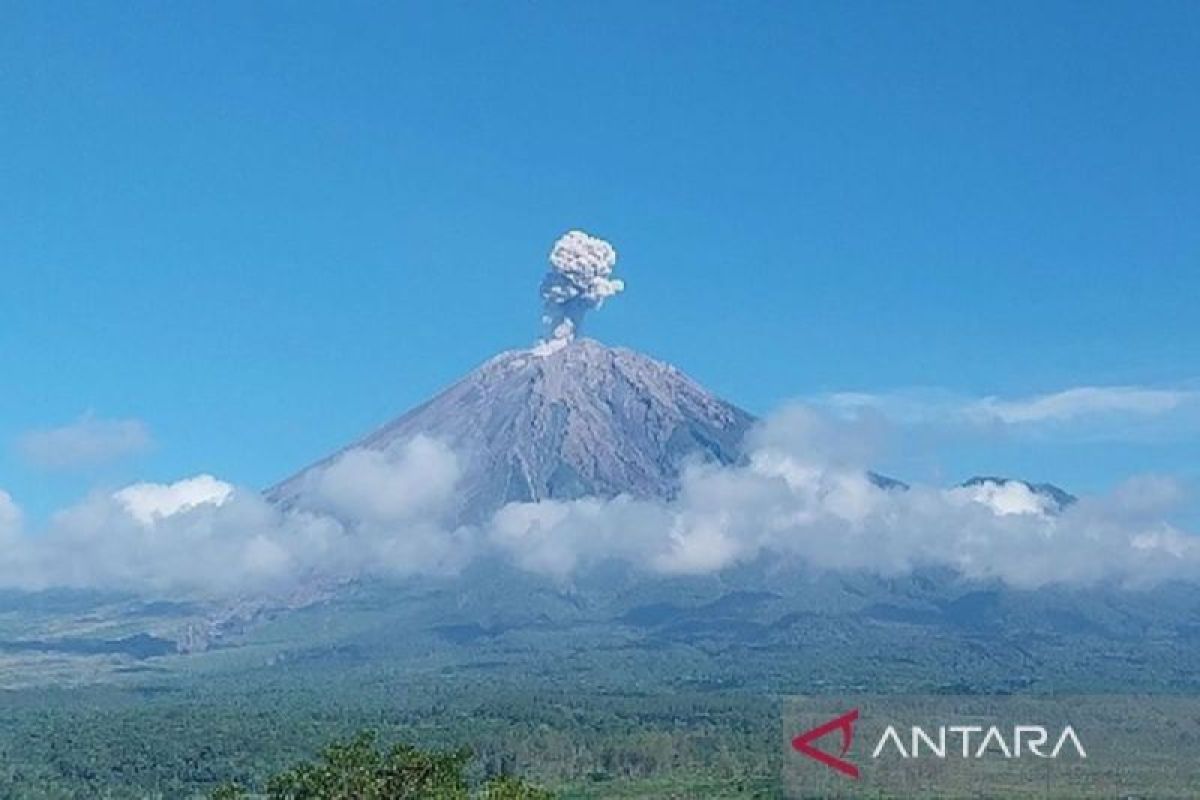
[2,2,1197,519]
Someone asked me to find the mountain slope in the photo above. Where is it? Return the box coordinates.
[267,338,756,521]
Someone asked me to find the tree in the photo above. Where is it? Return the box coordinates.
[263,731,469,799]
[480,775,554,800]
[209,783,248,800]
[229,730,554,800]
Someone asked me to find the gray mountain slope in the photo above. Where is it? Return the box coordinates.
[267,338,757,521]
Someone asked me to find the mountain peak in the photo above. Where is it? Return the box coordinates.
[268,340,756,522]
[959,476,1076,514]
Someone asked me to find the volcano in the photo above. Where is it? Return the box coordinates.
[267,338,756,522]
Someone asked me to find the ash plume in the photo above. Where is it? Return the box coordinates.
[537,230,622,353]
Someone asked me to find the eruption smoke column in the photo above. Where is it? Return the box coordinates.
[537,230,622,354]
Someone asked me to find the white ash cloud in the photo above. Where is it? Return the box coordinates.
[537,230,623,353]
[0,411,1196,597]
[16,413,154,470]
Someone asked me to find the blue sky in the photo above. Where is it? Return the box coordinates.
[2,1,1197,520]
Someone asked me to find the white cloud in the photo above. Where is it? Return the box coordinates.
[0,490,21,543]
[817,385,1200,441]
[17,414,154,470]
[0,437,471,597]
[0,410,1195,598]
[746,402,886,468]
[490,496,672,579]
[114,475,234,525]
[489,464,1198,589]
[294,435,459,524]
[948,479,1055,516]
[485,410,1200,589]
[27,488,344,596]
[968,386,1190,424]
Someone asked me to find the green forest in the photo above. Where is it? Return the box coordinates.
[0,677,783,799]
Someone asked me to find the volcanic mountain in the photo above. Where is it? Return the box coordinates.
[267,338,757,522]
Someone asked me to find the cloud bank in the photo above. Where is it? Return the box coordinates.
[0,437,473,597]
[17,414,154,470]
[488,408,1196,588]
[0,408,1196,598]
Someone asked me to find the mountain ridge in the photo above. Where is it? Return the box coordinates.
[267,339,1078,522]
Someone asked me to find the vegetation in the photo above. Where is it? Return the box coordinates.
[5,576,1200,797]
[0,678,781,799]
[209,730,551,799]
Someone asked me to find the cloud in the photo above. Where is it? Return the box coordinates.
[24,487,341,596]
[485,412,1199,589]
[490,496,672,579]
[536,230,623,353]
[114,475,234,525]
[489,463,1197,590]
[0,490,21,543]
[818,385,1200,442]
[968,386,1191,425]
[293,435,459,525]
[288,436,473,577]
[947,480,1057,516]
[0,437,471,597]
[16,414,154,470]
[747,402,887,468]
[0,410,1195,598]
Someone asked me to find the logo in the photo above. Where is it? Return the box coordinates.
[791,708,860,779]
[790,707,1087,782]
